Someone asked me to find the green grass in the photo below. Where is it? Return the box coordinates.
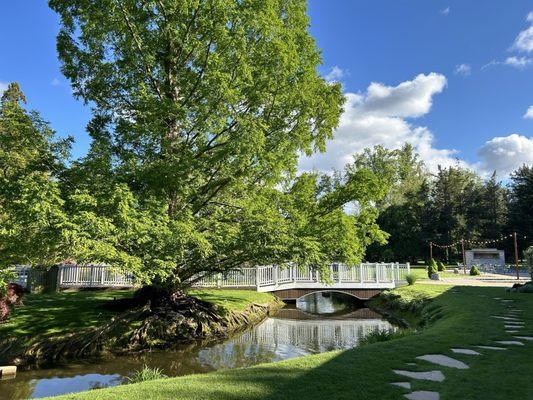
[0,290,134,340]
[1,289,274,343]
[46,284,533,400]
[188,289,276,311]
[409,267,472,280]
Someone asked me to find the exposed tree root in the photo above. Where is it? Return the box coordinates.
[0,290,283,367]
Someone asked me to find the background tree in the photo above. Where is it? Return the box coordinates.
[508,165,533,254]
[0,83,71,268]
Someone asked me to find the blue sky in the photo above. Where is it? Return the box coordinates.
[0,1,532,176]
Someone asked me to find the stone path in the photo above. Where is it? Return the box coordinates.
[388,296,529,400]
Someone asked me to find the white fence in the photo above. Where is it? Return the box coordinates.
[193,263,410,290]
[58,265,136,288]
[13,263,409,290]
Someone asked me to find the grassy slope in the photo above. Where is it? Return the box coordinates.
[48,284,533,400]
[1,289,274,344]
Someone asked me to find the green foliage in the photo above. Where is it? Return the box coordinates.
[0,83,72,268]
[127,365,168,384]
[427,259,438,278]
[469,265,481,276]
[437,261,446,272]
[517,283,533,293]
[359,328,414,346]
[405,273,417,286]
[43,1,390,290]
[0,269,15,297]
[509,166,533,252]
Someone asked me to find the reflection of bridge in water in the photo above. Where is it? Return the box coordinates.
[232,314,394,352]
[274,307,385,320]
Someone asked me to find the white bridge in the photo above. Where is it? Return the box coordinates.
[16,262,409,300]
[195,263,410,300]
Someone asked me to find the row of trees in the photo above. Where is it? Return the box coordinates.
[360,145,533,263]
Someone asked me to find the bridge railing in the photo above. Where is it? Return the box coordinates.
[193,263,410,289]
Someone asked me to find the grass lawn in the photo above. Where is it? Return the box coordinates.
[0,290,135,341]
[47,284,533,400]
[189,289,276,311]
[1,289,274,344]
[409,266,473,280]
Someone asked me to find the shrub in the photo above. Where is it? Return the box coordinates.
[437,261,446,272]
[0,283,24,323]
[127,365,167,384]
[359,328,414,346]
[405,273,417,286]
[469,265,481,276]
[427,259,438,278]
[519,283,533,293]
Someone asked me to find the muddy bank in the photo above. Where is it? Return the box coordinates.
[0,297,284,368]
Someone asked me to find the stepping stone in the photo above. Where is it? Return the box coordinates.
[406,362,417,366]
[505,325,523,329]
[416,354,469,369]
[476,345,507,351]
[451,348,481,355]
[493,297,502,300]
[495,341,524,346]
[491,316,521,321]
[501,300,514,302]
[404,391,440,400]
[391,382,411,389]
[506,330,520,333]
[393,370,445,382]
[513,336,533,341]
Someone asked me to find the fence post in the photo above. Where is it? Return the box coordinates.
[274,265,278,286]
[217,273,222,288]
[57,265,63,290]
[360,263,364,283]
[376,263,380,284]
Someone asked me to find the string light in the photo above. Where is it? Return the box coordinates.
[430,234,528,249]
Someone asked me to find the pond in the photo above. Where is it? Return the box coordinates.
[0,292,396,399]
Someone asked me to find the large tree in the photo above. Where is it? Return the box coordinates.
[48,0,392,298]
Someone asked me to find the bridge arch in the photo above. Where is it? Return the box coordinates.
[295,289,367,302]
[269,288,383,302]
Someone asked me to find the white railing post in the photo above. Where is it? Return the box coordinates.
[274,265,278,286]
[375,263,380,284]
[360,263,364,283]
[57,265,63,289]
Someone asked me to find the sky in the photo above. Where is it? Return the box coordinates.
[0,1,532,178]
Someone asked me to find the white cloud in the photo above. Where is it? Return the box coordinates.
[325,66,346,83]
[51,77,60,86]
[524,106,533,119]
[513,11,533,53]
[441,7,450,16]
[478,134,533,176]
[299,73,467,173]
[504,56,532,68]
[454,64,471,76]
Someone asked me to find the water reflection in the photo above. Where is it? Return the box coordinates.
[1,293,394,399]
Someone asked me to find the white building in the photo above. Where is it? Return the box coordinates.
[465,248,505,267]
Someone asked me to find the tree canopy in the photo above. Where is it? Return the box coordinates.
[42,0,390,291]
